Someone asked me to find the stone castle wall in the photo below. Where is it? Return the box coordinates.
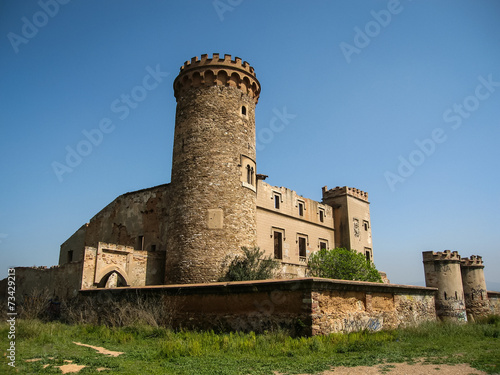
[78,278,437,336]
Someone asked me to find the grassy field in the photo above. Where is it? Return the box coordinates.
[1,317,499,374]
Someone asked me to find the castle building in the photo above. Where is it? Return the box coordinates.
[2,54,499,333]
[56,53,374,290]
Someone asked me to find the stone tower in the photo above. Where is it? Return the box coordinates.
[422,250,467,322]
[322,186,373,261]
[165,54,261,284]
[461,255,489,319]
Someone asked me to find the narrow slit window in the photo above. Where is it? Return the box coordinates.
[137,235,144,250]
[68,250,73,263]
[241,106,247,115]
[246,164,252,184]
[319,210,324,222]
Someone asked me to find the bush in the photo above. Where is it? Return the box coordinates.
[220,247,280,281]
[308,247,382,282]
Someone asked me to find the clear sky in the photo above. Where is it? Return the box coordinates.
[1,0,499,288]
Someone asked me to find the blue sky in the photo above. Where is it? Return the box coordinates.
[1,0,499,288]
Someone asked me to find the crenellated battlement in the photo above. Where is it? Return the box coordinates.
[422,250,461,262]
[322,186,369,202]
[173,53,261,103]
[461,255,484,267]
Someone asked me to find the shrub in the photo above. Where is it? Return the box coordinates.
[220,247,280,281]
[308,247,382,282]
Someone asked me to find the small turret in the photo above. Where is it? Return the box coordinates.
[460,255,489,319]
[422,250,467,322]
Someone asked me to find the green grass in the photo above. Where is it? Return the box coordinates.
[1,317,499,374]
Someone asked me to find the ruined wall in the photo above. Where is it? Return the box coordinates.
[59,224,87,265]
[81,184,170,253]
[78,278,437,336]
[256,181,334,276]
[309,280,436,335]
[10,263,83,301]
[488,291,500,316]
[82,242,165,289]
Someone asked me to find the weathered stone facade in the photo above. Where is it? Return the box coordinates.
[78,278,437,336]
[422,250,496,322]
[422,250,467,321]
[166,54,260,284]
[461,255,490,319]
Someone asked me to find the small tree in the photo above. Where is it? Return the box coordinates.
[220,247,280,282]
[307,247,382,282]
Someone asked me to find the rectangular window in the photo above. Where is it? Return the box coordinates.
[137,235,144,250]
[274,194,280,209]
[363,220,369,231]
[274,231,283,259]
[365,247,372,262]
[319,209,324,222]
[319,241,327,250]
[67,250,73,263]
[298,202,304,216]
[299,237,306,258]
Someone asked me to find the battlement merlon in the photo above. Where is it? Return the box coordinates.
[322,186,369,202]
[422,250,461,263]
[461,255,484,267]
[174,53,261,103]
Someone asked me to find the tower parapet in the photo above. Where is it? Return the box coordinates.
[322,186,368,202]
[422,250,461,262]
[422,250,467,322]
[460,255,489,319]
[173,53,261,103]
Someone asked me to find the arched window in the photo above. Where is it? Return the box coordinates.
[247,164,252,184]
[241,106,247,116]
[246,165,254,185]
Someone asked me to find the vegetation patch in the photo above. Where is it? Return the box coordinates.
[0,317,499,374]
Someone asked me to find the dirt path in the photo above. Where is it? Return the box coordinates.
[308,362,487,375]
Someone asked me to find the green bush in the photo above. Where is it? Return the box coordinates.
[220,247,280,281]
[308,247,382,282]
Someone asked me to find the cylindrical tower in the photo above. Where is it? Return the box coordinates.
[461,255,489,320]
[165,53,261,284]
[422,250,467,322]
